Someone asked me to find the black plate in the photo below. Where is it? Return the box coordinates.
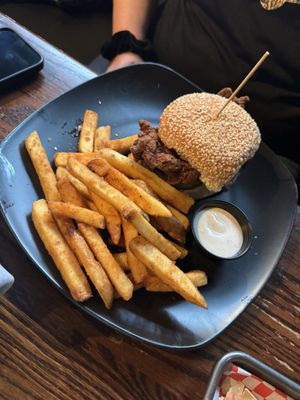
[0,63,297,349]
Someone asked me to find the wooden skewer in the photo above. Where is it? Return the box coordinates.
[215,51,270,119]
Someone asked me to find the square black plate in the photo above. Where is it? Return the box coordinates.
[0,63,297,349]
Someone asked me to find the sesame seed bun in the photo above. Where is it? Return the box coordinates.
[158,92,261,192]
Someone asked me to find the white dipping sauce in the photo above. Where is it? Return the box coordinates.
[196,207,243,258]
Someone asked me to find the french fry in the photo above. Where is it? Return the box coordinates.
[151,215,186,243]
[169,241,188,259]
[132,179,157,196]
[78,223,134,301]
[32,199,92,302]
[54,152,102,168]
[122,204,180,261]
[66,157,142,216]
[130,236,207,308]
[164,204,190,231]
[48,201,105,229]
[112,252,129,271]
[109,134,138,153]
[98,148,194,213]
[88,158,172,218]
[78,110,98,153]
[94,125,111,151]
[86,199,98,211]
[122,217,148,283]
[57,177,89,209]
[56,166,90,199]
[144,270,207,292]
[25,131,61,202]
[89,191,121,245]
[55,215,114,308]
[114,272,144,299]
[133,178,187,241]
[56,178,115,307]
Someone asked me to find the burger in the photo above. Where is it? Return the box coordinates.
[130,89,261,193]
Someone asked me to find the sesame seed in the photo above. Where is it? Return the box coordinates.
[158,92,261,192]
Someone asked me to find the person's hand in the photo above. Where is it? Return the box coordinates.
[106,52,143,72]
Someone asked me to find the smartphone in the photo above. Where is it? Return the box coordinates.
[0,27,43,89]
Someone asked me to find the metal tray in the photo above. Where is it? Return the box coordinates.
[203,351,300,400]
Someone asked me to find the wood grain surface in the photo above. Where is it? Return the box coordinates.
[0,13,299,400]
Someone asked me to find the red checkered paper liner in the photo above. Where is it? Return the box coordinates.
[215,364,294,400]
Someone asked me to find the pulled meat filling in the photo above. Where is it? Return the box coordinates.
[130,89,249,187]
[131,120,200,187]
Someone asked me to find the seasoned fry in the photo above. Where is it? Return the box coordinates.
[130,236,207,308]
[86,199,98,211]
[122,217,148,283]
[144,270,207,292]
[32,199,92,302]
[109,134,138,153]
[55,179,114,306]
[164,204,190,231]
[78,223,133,301]
[66,157,142,215]
[112,252,129,271]
[48,201,105,229]
[114,272,144,299]
[57,177,89,209]
[169,241,188,259]
[88,158,172,218]
[132,179,157,196]
[56,215,114,308]
[133,178,187,241]
[151,215,186,243]
[89,191,121,245]
[122,204,181,261]
[25,131,61,202]
[94,125,111,151]
[79,109,98,153]
[54,152,101,168]
[56,166,90,199]
[98,148,194,213]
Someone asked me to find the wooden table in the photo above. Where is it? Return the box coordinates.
[0,13,299,400]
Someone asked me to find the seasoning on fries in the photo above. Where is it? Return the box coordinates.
[122,216,148,283]
[130,236,207,309]
[67,157,142,215]
[121,203,181,261]
[25,131,61,202]
[144,270,207,292]
[56,166,90,199]
[94,125,111,151]
[88,158,172,218]
[89,191,121,246]
[78,223,134,301]
[32,199,92,302]
[98,148,195,213]
[78,109,98,153]
[112,252,129,271]
[48,201,105,229]
[109,134,138,153]
[26,107,208,310]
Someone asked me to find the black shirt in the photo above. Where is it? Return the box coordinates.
[153,0,300,164]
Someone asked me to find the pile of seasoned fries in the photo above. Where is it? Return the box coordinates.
[26,109,208,309]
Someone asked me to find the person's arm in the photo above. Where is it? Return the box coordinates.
[106,0,155,72]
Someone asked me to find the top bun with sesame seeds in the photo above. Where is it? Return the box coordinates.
[158,92,261,192]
